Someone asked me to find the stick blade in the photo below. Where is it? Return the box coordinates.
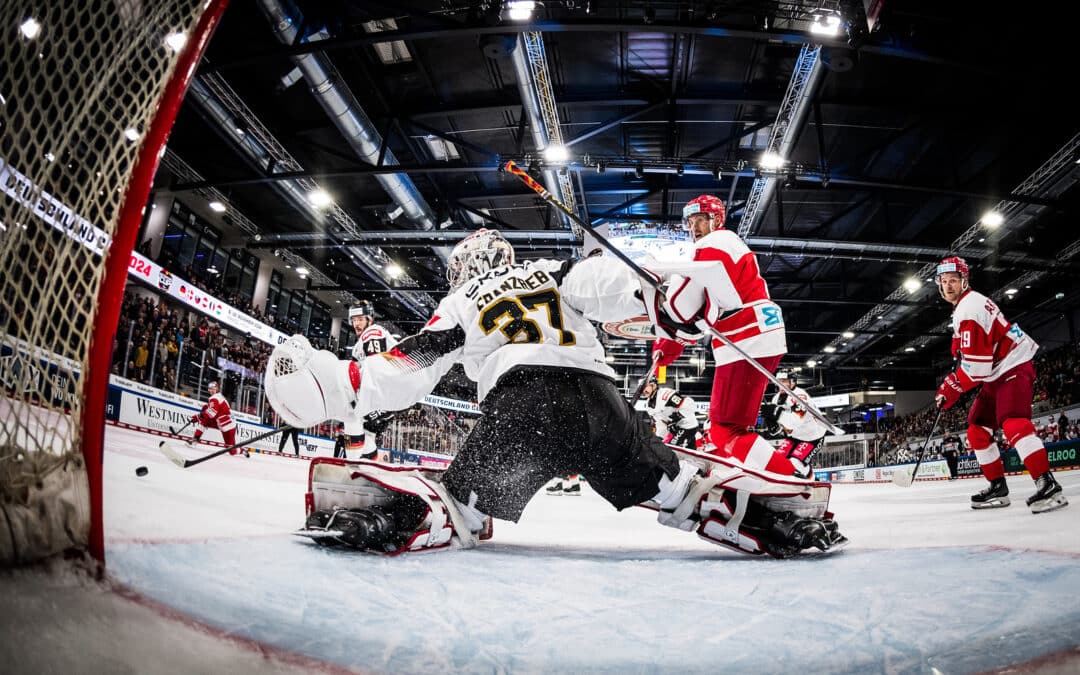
[157,441,192,469]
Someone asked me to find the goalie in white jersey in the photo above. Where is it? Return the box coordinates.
[264,229,845,557]
[344,300,399,458]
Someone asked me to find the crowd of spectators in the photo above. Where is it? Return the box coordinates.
[111,289,275,395]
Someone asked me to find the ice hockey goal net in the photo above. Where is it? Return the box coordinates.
[0,1,227,565]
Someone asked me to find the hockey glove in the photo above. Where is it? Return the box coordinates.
[653,338,685,367]
[936,373,964,410]
[362,410,396,435]
[640,274,705,343]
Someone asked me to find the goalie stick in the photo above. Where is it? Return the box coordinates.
[502,160,843,436]
[892,405,945,487]
[158,426,287,469]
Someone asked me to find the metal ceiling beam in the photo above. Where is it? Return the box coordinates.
[247,229,580,249]
[819,132,1080,369]
[737,44,824,237]
[202,20,974,75]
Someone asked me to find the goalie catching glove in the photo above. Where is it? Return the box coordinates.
[265,335,361,429]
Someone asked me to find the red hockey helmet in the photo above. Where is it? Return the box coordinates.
[682,194,726,230]
[935,256,970,299]
[936,256,969,281]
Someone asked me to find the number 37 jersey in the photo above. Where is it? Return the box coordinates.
[355,256,644,414]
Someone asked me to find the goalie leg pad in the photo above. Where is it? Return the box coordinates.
[651,448,846,557]
[301,460,492,554]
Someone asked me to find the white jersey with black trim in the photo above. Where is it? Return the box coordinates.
[355,256,643,415]
[645,387,699,437]
[351,323,399,361]
[771,386,826,442]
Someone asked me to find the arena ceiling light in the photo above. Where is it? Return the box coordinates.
[164,31,187,53]
[759,151,786,170]
[386,262,404,279]
[823,345,837,353]
[1005,287,1019,296]
[806,359,817,368]
[981,210,1004,228]
[295,266,309,276]
[543,144,569,163]
[809,11,842,37]
[507,0,536,21]
[19,18,41,40]
[842,331,855,339]
[902,277,922,293]
[307,188,333,209]
[208,201,226,213]
[123,128,141,142]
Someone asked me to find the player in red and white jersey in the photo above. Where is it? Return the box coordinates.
[934,256,1066,513]
[650,194,802,477]
[345,301,400,458]
[190,381,245,456]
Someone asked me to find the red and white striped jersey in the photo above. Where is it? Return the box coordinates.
[692,229,786,365]
[199,392,235,432]
[949,289,1038,388]
[351,323,399,361]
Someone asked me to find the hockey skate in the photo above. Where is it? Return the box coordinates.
[561,482,581,496]
[971,478,1010,509]
[1026,473,1068,514]
[545,481,565,496]
[294,507,403,552]
[751,511,848,558]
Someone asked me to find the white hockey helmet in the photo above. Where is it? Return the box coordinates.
[776,371,793,383]
[447,228,515,290]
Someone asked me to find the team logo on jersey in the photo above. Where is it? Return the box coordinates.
[758,304,783,328]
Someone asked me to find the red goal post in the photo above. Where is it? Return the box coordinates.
[0,1,229,565]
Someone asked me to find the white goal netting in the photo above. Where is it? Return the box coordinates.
[0,1,221,565]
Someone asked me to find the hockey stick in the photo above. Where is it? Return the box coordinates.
[503,160,843,435]
[168,419,194,437]
[158,426,286,469]
[629,351,662,406]
[892,406,945,487]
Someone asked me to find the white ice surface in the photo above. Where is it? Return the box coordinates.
[6,425,1080,674]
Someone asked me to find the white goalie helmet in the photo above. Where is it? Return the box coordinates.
[264,335,359,429]
[446,228,515,290]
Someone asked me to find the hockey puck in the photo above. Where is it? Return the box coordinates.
[135,466,149,477]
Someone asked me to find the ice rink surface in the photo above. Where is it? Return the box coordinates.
[4,425,1080,674]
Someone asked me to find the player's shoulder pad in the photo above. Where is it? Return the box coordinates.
[360,325,386,340]
[954,289,995,325]
[694,228,750,257]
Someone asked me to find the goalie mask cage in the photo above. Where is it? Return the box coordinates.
[0,0,227,566]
